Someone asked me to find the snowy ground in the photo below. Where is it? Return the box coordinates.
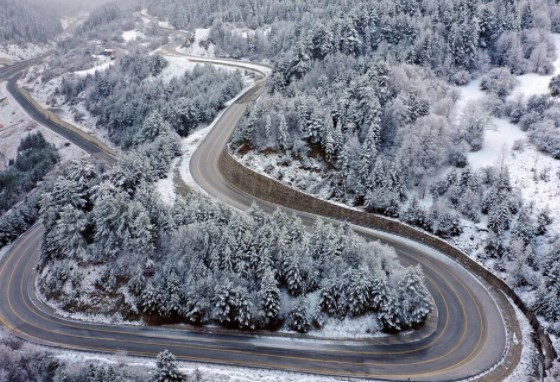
[509,34,560,100]
[454,34,560,244]
[176,28,215,57]
[55,349,353,382]
[140,9,172,29]
[21,65,118,151]
[155,157,180,205]
[0,243,13,263]
[0,82,87,170]
[73,56,114,77]
[160,55,201,81]
[0,43,51,64]
[0,326,353,382]
[122,29,146,42]
[504,299,537,382]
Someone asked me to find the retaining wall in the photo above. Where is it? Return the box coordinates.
[219,149,557,373]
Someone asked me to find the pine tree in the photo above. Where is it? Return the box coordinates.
[52,204,88,261]
[377,290,401,332]
[263,115,273,149]
[260,269,280,325]
[283,248,305,296]
[213,280,239,325]
[288,42,312,79]
[403,197,429,231]
[277,114,289,150]
[319,279,346,317]
[152,350,184,382]
[234,287,254,329]
[549,75,560,97]
[288,297,310,333]
[397,265,432,328]
[347,269,373,316]
[141,283,160,316]
[137,111,169,144]
[535,259,560,322]
[520,2,534,30]
[370,268,390,311]
[322,114,335,161]
[311,23,334,59]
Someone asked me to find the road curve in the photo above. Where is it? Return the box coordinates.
[0,52,511,380]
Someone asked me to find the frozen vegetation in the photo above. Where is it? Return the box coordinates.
[4,0,560,379]
[38,157,432,335]
[0,0,62,44]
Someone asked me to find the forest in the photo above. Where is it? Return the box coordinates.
[0,133,59,247]
[2,0,560,379]
[173,0,560,334]
[55,51,245,148]
[0,132,58,214]
[38,156,431,333]
[0,0,62,44]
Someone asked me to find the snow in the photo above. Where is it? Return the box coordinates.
[179,28,215,57]
[0,43,50,63]
[73,60,114,77]
[307,316,383,339]
[452,33,560,241]
[160,55,200,81]
[178,125,213,194]
[0,244,13,263]
[508,34,560,100]
[467,119,526,170]
[35,263,144,327]
[454,79,483,112]
[155,158,179,205]
[0,82,87,168]
[504,299,538,382]
[54,349,352,382]
[454,35,560,171]
[140,9,171,29]
[122,29,145,42]
[21,65,119,152]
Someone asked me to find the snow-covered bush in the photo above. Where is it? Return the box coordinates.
[479,67,518,98]
[549,74,560,96]
[458,101,492,152]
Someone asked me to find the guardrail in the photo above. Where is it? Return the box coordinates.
[219,148,557,378]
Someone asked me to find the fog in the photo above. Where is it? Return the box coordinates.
[33,0,128,15]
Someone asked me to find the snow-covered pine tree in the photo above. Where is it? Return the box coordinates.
[347,269,373,316]
[260,268,281,325]
[397,265,432,328]
[277,114,289,150]
[152,350,184,382]
[288,297,310,333]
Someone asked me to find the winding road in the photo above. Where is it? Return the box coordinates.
[0,33,518,381]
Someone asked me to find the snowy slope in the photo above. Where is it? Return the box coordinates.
[0,82,87,168]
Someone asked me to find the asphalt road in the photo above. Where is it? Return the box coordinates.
[0,51,510,380]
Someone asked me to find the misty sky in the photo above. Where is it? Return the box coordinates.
[34,0,118,15]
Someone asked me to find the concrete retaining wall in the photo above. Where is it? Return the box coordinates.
[219,149,557,373]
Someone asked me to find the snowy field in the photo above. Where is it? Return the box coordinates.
[177,28,216,57]
[122,29,145,42]
[73,57,114,77]
[455,33,560,242]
